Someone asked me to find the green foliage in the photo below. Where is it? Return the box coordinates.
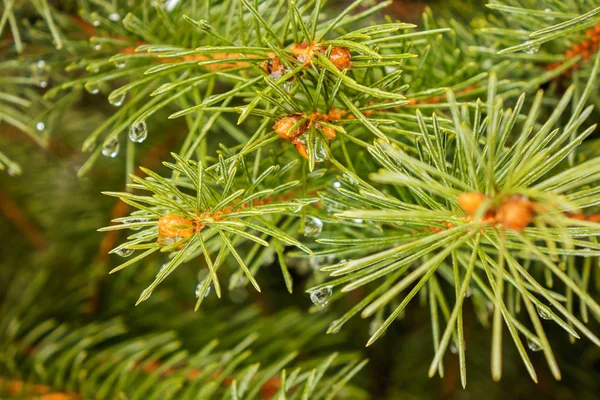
[2,0,600,396]
[0,270,367,399]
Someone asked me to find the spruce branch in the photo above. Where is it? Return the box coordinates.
[100,153,325,305]
[0,271,367,400]
[309,73,600,384]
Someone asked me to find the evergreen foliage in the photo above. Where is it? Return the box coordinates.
[1,0,600,398]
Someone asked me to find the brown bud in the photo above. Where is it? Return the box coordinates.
[260,377,281,400]
[263,57,286,79]
[328,46,351,70]
[291,41,316,66]
[273,115,307,141]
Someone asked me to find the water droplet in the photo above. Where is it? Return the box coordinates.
[139,290,151,302]
[353,219,364,224]
[109,93,125,107]
[85,81,100,95]
[102,139,120,158]
[109,12,121,21]
[160,263,168,273]
[158,235,180,247]
[92,19,101,27]
[296,54,309,65]
[527,339,542,352]
[31,60,49,88]
[464,286,472,298]
[282,81,293,92]
[128,217,148,230]
[333,181,341,189]
[116,248,133,257]
[36,122,45,131]
[195,283,211,298]
[450,343,458,354]
[523,41,540,54]
[93,43,103,51]
[314,138,328,162]
[304,216,323,237]
[129,121,148,143]
[537,305,552,320]
[114,59,127,69]
[310,286,332,306]
[544,8,554,21]
[164,0,180,11]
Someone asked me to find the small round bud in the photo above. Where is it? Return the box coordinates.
[496,197,533,231]
[273,115,307,140]
[291,42,315,66]
[328,47,351,70]
[458,192,488,216]
[158,214,194,238]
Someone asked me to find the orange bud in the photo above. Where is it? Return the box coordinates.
[40,394,73,400]
[318,123,337,140]
[582,50,591,61]
[458,192,488,216]
[565,212,586,221]
[260,377,281,400]
[293,138,309,159]
[327,108,344,120]
[496,197,533,231]
[263,57,286,79]
[328,46,352,70]
[157,215,194,239]
[273,115,307,141]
